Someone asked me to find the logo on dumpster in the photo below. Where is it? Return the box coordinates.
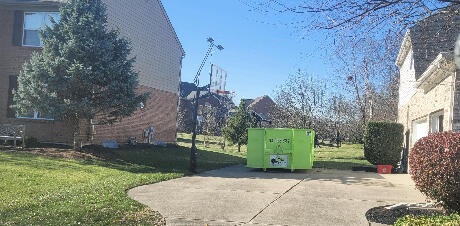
[268,138,290,143]
[270,155,288,167]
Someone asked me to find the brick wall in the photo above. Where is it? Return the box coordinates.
[0,1,182,144]
[103,0,184,94]
[91,85,178,144]
[0,5,74,143]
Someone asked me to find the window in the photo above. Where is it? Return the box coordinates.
[430,112,444,133]
[410,52,414,70]
[17,111,54,120]
[23,12,59,47]
[7,75,53,120]
[412,118,428,146]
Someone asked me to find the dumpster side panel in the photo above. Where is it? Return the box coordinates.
[264,128,293,169]
[292,129,315,169]
[247,128,265,168]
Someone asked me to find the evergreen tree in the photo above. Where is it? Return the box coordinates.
[13,0,149,147]
[222,100,254,152]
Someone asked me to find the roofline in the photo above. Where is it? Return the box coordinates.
[156,0,185,57]
[416,52,455,89]
[0,0,63,6]
[395,30,412,67]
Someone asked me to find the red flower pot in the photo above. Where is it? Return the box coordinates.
[377,165,392,174]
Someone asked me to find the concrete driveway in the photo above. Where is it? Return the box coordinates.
[128,165,426,226]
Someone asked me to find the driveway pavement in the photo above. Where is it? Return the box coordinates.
[128,165,426,226]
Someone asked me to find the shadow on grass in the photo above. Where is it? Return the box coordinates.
[0,144,246,175]
[177,137,223,146]
[83,145,245,174]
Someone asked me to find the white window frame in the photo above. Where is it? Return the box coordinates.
[22,11,59,47]
[430,111,444,133]
[412,118,428,147]
[17,111,54,121]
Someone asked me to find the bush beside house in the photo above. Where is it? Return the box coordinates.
[363,121,404,167]
[409,132,460,213]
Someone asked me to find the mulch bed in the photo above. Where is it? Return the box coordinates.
[366,205,445,225]
[0,145,118,161]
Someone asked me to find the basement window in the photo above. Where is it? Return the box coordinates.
[23,12,60,47]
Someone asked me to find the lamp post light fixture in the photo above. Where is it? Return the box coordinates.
[189,37,224,173]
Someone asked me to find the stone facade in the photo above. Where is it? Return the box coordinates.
[396,8,460,149]
[0,0,183,144]
[397,72,456,147]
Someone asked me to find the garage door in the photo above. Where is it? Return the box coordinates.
[412,119,428,146]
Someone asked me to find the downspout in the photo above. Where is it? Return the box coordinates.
[449,68,457,131]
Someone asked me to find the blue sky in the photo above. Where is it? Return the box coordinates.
[162,0,333,104]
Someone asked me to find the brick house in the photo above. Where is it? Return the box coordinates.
[0,0,185,144]
[239,95,275,126]
[396,7,460,148]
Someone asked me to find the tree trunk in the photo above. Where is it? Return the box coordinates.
[238,143,241,152]
[71,113,80,150]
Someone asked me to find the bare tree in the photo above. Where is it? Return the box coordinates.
[242,0,458,39]
[270,70,327,130]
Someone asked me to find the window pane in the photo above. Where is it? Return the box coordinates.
[23,29,41,46]
[24,13,43,30]
[37,112,54,120]
[439,115,444,132]
[18,111,35,118]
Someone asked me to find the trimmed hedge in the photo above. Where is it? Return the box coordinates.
[363,121,404,166]
[409,132,460,212]
[24,136,39,148]
[394,213,460,226]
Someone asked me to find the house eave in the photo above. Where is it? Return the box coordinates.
[395,30,412,67]
[0,0,64,6]
[416,52,455,91]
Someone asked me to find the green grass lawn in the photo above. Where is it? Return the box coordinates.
[178,133,372,170]
[0,140,244,225]
[314,142,373,170]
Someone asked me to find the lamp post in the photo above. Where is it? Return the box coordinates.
[190,37,224,173]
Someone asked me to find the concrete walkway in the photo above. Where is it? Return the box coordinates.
[128,165,426,226]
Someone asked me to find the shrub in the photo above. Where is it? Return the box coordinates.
[409,132,460,212]
[24,136,39,148]
[394,213,460,226]
[363,121,404,166]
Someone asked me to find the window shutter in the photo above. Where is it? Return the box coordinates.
[12,11,24,46]
[7,75,18,118]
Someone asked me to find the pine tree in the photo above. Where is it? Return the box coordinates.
[13,0,149,148]
[222,100,254,152]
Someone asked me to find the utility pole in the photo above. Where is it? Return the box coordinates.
[190,37,223,173]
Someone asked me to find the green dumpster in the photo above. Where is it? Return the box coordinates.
[247,128,315,171]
